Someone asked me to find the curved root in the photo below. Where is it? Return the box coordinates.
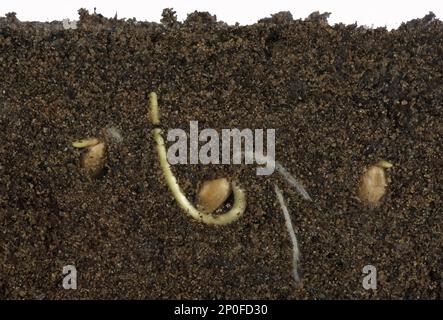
[149,92,246,225]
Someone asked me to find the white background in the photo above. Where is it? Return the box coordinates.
[1,0,442,30]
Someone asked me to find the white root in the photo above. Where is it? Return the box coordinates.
[274,184,301,283]
[237,150,312,201]
[150,92,246,225]
[275,161,312,201]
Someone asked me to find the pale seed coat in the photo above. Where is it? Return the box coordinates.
[80,142,106,178]
[358,163,390,205]
[196,178,232,214]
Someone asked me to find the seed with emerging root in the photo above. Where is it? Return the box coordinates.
[80,142,106,178]
[196,178,232,214]
[358,160,393,205]
[149,92,246,225]
[72,138,106,178]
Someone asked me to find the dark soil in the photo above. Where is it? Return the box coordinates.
[0,9,442,299]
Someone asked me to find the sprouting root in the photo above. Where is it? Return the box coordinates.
[274,184,301,284]
[149,92,246,225]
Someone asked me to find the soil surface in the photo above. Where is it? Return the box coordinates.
[0,9,442,299]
